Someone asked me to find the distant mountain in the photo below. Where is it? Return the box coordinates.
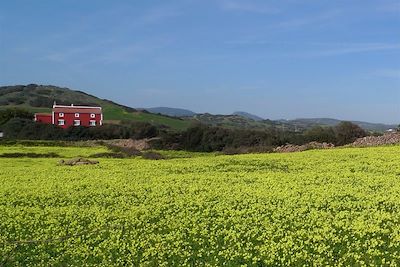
[0,84,191,130]
[286,118,396,132]
[233,111,264,121]
[193,114,395,132]
[145,107,196,117]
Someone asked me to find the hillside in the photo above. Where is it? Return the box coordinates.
[286,118,396,132]
[0,84,191,130]
[233,111,264,121]
[193,113,276,129]
[145,107,196,117]
[191,113,395,132]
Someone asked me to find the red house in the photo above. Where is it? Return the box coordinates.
[34,104,103,129]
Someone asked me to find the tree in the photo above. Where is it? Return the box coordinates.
[0,108,34,125]
[304,126,336,144]
[334,121,367,146]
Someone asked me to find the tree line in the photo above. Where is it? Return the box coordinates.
[0,108,368,152]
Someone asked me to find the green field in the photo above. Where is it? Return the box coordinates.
[1,145,400,266]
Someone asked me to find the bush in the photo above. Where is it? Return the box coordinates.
[142,151,165,160]
[89,152,127,158]
[335,121,367,146]
[0,108,34,125]
[304,126,337,144]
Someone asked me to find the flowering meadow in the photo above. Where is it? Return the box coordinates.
[1,145,400,266]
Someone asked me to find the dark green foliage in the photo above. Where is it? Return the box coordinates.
[1,118,159,141]
[89,152,127,158]
[2,118,65,139]
[122,121,159,139]
[0,108,34,125]
[29,96,55,107]
[334,121,367,146]
[154,124,302,152]
[142,151,165,160]
[304,126,337,144]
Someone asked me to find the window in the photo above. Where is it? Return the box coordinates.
[75,113,80,118]
[58,119,65,126]
[89,120,96,126]
[59,113,64,117]
[90,113,96,118]
[73,120,80,126]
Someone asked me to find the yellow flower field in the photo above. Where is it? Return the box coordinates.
[1,145,400,266]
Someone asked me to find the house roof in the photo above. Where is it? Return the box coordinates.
[53,105,102,114]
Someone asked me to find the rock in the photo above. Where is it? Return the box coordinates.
[58,158,99,166]
[351,133,400,147]
[274,142,334,153]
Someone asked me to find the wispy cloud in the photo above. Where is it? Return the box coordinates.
[273,10,340,30]
[226,39,400,57]
[306,43,400,57]
[374,69,400,79]
[218,0,279,14]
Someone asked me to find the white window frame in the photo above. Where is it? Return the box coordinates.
[58,119,65,126]
[73,120,81,126]
[59,112,64,117]
[89,120,96,126]
[90,113,96,118]
[75,113,80,118]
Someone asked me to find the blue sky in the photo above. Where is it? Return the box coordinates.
[0,0,399,123]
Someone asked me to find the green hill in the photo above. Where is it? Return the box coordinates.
[0,84,191,131]
[193,113,276,129]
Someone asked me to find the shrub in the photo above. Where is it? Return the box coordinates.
[142,151,165,160]
[335,121,367,146]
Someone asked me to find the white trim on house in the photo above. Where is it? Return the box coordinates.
[100,113,103,125]
[73,120,81,126]
[53,104,102,110]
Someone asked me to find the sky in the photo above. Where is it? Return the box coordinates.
[0,0,399,124]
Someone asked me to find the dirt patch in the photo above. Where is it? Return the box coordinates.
[101,139,154,151]
[274,142,334,153]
